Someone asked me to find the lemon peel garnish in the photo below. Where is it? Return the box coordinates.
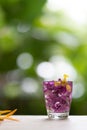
[0,109,18,122]
[54,74,69,87]
[0,110,11,115]
[66,85,71,92]
[5,109,17,118]
[54,81,61,87]
[63,74,69,82]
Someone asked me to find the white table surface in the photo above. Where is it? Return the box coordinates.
[0,115,87,130]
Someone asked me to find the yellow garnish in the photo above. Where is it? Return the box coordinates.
[66,85,71,92]
[0,118,4,121]
[0,109,18,122]
[54,81,61,87]
[4,116,19,121]
[0,110,11,114]
[54,74,69,87]
[63,74,69,82]
[5,109,17,118]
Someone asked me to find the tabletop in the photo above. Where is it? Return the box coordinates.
[0,115,87,130]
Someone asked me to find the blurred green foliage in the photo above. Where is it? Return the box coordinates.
[0,0,87,115]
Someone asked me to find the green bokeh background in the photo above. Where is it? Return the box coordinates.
[0,0,87,115]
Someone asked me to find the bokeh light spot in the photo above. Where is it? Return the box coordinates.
[49,55,77,80]
[17,23,30,33]
[3,82,21,99]
[54,32,79,48]
[36,62,55,79]
[21,78,38,94]
[17,53,33,70]
[72,83,85,99]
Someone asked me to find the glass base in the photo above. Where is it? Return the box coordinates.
[47,112,69,120]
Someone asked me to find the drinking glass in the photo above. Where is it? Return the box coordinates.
[43,80,73,119]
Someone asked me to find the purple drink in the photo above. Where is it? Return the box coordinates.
[43,77,73,119]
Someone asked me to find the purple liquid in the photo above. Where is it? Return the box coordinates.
[43,80,73,113]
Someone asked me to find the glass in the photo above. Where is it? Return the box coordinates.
[43,79,73,119]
